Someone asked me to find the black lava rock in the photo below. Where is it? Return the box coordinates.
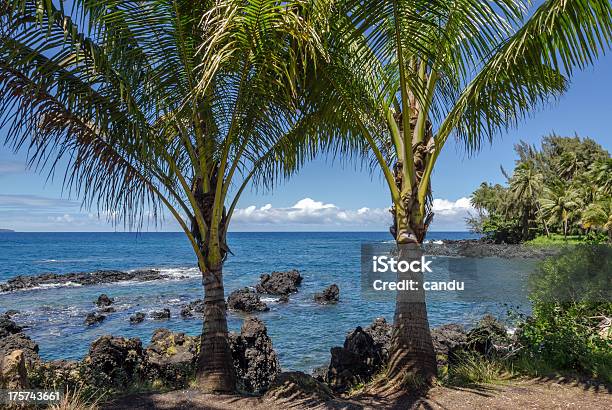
[227,288,269,313]
[84,312,106,326]
[129,313,145,324]
[314,284,340,304]
[95,294,114,307]
[150,309,170,320]
[255,270,302,295]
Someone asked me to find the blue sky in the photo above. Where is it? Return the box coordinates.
[1,37,611,232]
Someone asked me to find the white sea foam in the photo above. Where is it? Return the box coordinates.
[158,266,199,278]
[29,281,83,290]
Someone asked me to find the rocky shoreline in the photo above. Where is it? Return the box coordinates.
[0,242,559,293]
[1,310,516,402]
[423,239,562,259]
[0,269,173,293]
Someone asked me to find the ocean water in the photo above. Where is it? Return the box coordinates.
[0,231,534,372]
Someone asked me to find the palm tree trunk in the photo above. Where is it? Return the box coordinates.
[386,242,437,387]
[196,263,236,392]
[387,201,436,387]
[537,204,550,237]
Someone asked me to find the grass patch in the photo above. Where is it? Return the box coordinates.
[525,234,586,246]
[444,354,513,387]
[49,387,104,410]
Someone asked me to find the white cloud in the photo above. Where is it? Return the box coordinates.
[0,192,474,232]
[232,197,474,231]
[49,214,74,223]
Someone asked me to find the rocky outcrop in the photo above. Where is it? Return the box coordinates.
[96,294,114,307]
[324,318,392,392]
[0,269,167,292]
[4,310,19,317]
[84,312,106,326]
[228,288,269,313]
[256,270,302,295]
[264,371,334,403]
[230,317,280,394]
[363,317,392,362]
[150,309,170,320]
[129,313,145,324]
[0,315,40,366]
[431,324,468,366]
[28,360,80,391]
[81,336,144,390]
[466,314,510,356]
[0,315,22,338]
[180,299,205,318]
[327,326,385,392]
[143,329,199,388]
[0,349,29,389]
[314,284,340,305]
[422,239,561,259]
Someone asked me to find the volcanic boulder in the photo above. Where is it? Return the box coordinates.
[256,270,302,295]
[325,317,392,392]
[143,329,199,388]
[81,335,144,389]
[180,299,205,318]
[150,309,170,320]
[129,313,145,324]
[0,349,29,389]
[0,315,40,366]
[314,284,340,305]
[228,288,269,313]
[84,312,106,326]
[230,317,280,394]
[95,294,114,307]
[431,324,468,367]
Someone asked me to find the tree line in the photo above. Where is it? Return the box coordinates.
[469,135,611,243]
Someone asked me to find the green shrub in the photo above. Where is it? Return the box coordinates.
[517,245,612,382]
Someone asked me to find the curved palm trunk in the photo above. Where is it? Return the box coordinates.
[196,264,236,392]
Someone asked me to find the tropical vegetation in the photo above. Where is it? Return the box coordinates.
[517,245,611,382]
[0,0,322,392]
[1,0,612,396]
[305,0,612,384]
[469,135,611,243]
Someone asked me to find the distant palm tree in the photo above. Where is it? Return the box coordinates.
[540,183,582,238]
[588,159,612,196]
[0,0,320,392]
[581,197,612,243]
[305,0,612,384]
[510,162,546,238]
[556,151,585,180]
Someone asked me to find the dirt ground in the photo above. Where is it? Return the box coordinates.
[103,377,611,409]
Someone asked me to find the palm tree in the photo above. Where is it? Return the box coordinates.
[0,0,320,392]
[305,0,612,386]
[540,183,582,238]
[510,162,546,238]
[588,159,612,196]
[581,197,612,243]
